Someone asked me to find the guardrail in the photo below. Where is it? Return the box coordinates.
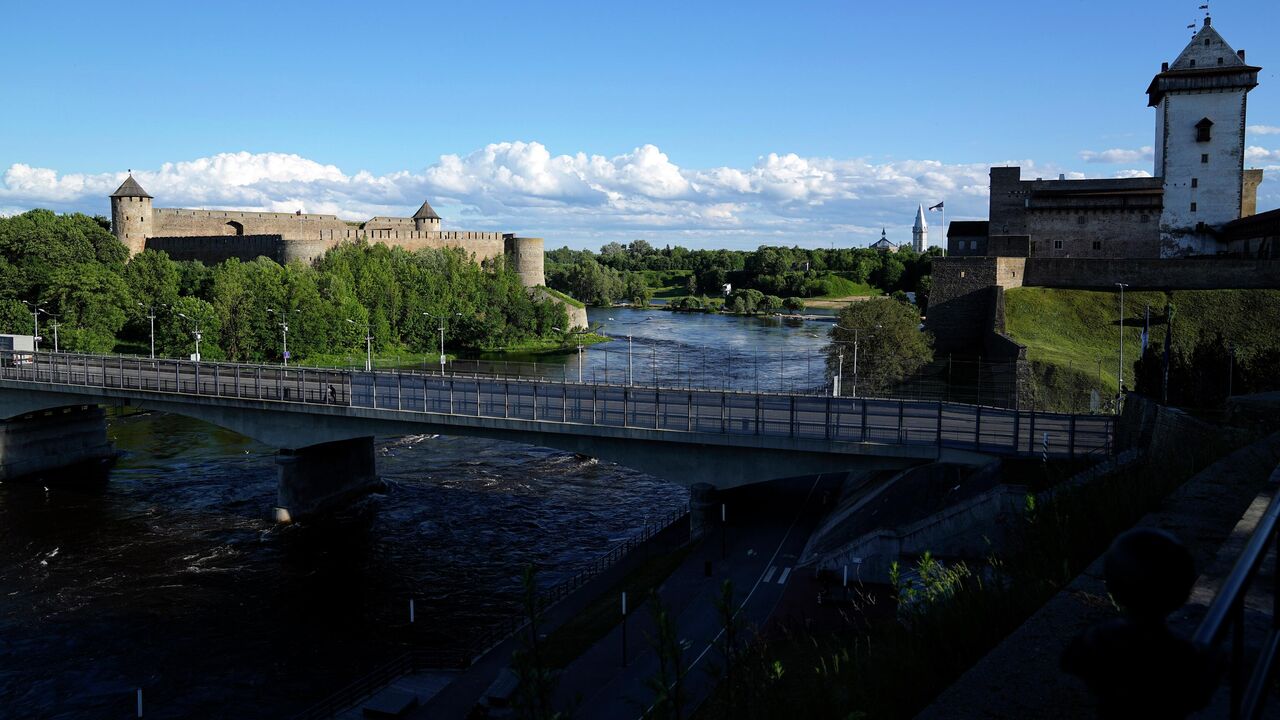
[1192,463,1280,720]
[291,508,688,720]
[0,350,1113,460]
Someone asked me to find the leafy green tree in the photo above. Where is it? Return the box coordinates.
[782,297,806,312]
[0,299,32,336]
[44,263,132,352]
[826,299,933,396]
[157,296,223,359]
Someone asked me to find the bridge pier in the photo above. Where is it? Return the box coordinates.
[274,436,383,523]
[0,405,115,481]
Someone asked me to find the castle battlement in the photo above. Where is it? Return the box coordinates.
[109,178,547,289]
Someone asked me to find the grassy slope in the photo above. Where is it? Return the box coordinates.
[1004,287,1280,409]
[812,274,880,299]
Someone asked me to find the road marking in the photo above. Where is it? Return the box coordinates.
[777,567,792,584]
[762,566,777,583]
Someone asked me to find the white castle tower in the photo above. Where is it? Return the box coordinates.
[912,204,928,252]
[1148,16,1261,255]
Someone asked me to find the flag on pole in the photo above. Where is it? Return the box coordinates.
[1141,305,1150,352]
[928,202,944,211]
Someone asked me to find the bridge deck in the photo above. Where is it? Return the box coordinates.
[0,352,1113,460]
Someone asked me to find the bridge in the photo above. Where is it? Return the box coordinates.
[0,351,1113,521]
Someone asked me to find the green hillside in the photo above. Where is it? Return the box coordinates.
[1004,287,1280,410]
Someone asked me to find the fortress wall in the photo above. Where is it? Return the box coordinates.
[153,208,350,240]
[1020,257,1280,289]
[925,258,1002,353]
[1025,210,1161,258]
[278,231,507,265]
[505,236,546,287]
[363,217,416,231]
[146,235,286,264]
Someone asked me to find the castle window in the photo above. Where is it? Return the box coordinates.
[1092,241,1102,251]
[1077,215,1087,225]
[1191,177,1198,188]
[1141,214,1150,223]
[1053,240,1063,250]
[1189,59,1196,67]
[1196,118,1213,142]
[1190,202,1197,212]
[1218,57,1224,65]
[1201,153,1209,163]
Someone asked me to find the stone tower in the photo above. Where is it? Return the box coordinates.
[1148,16,1260,256]
[912,204,928,252]
[412,200,441,232]
[110,174,153,256]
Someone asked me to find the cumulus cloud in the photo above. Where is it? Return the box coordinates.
[1079,146,1154,164]
[1248,125,1280,135]
[1246,146,1280,162]
[0,144,1104,249]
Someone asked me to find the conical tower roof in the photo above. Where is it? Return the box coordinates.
[914,204,927,230]
[110,174,152,199]
[412,200,440,220]
[1147,17,1260,106]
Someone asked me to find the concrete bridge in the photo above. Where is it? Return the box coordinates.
[0,351,1113,521]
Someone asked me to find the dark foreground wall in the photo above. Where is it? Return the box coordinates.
[146,235,286,264]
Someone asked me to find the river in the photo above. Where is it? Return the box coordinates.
[0,308,831,719]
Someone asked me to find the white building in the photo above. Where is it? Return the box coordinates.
[912,204,928,253]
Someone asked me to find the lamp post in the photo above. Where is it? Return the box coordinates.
[607,316,651,386]
[46,314,59,353]
[424,312,462,375]
[1115,282,1129,413]
[346,318,372,372]
[834,324,878,399]
[22,301,45,352]
[137,303,158,359]
[177,313,202,361]
[267,308,298,366]
[554,326,590,383]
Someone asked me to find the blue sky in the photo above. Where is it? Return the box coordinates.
[2,0,1278,249]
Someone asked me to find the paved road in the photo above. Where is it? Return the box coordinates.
[553,473,843,718]
[0,351,1112,459]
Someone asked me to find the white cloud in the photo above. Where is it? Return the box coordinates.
[1112,169,1153,179]
[1246,146,1280,162]
[0,144,1137,249]
[1079,146,1154,164]
[1248,125,1280,135]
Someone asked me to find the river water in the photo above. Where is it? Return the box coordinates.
[0,308,830,719]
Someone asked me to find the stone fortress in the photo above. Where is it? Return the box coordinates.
[945,17,1274,261]
[928,15,1280,358]
[108,175,546,288]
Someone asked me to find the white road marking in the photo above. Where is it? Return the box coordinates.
[777,567,792,584]
[762,566,777,583]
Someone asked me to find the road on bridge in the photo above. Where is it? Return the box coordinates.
[0,351,1113,460]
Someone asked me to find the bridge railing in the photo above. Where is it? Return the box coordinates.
[1191,462,1280,720]
[0,350,1113,460]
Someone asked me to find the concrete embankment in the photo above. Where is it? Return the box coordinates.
[0,405,115,481]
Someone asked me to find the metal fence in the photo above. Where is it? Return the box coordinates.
[0,350,1113,460]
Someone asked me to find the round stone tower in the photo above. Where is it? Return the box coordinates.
[109,173,153,256]
[504,235,545,287]
[412,199,442,232]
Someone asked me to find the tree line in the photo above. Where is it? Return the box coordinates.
[0,209,568,363]
[545,239,939,308]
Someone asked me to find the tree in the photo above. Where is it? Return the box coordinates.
[624,272,654,306]
[783,297,806,312]
[44,263,132,353]
[826,299,933,396]
[157,296,222,359]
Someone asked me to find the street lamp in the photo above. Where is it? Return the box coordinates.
[607,316,651,386]
[554,326,591,382]
[177,313,203,361]
[424,312,462,375]
[267,308,299,366]
[834,324,879,398]
[137,303,158,359]
[1115,282,1129,413]
[345,319,373,372]
[21,301,45,352]
[44,313,60,353]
